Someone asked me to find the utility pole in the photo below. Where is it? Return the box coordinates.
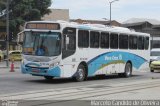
[6,0,9,67]
[110,2,111,25]
[109,0,119,26]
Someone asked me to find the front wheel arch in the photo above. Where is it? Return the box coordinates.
[79,61,88,77]
[74,62,88,82]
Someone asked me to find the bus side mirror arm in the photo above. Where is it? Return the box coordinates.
[17,31,24,45]
[65,35,70,50]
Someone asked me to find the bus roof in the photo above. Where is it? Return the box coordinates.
[25,20,150,37]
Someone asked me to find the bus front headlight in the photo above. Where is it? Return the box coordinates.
[49,62,60,69]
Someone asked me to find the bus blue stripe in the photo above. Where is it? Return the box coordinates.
[87,51,147,76]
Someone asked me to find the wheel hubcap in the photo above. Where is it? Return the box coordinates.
[126,65,131,76]
[78,69,84,80]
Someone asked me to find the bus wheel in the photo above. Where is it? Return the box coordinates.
[75,64,86,82]
[44,76,54,80]
[123,62,132,78]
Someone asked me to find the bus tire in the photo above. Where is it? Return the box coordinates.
[74,64,86,82]
[150,70,154,72]
[44,76,54,80]
[123,62,132,78]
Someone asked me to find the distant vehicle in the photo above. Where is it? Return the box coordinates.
[0,50,4,61]
[150,48,160,64]
[9,50,22,61]
[18,21,150,81]
[150,57,160,72]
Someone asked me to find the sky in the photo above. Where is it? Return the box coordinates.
[50,0,160,22]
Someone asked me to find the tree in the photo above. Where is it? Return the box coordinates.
[0,0,52,40]
[0,0,6,15]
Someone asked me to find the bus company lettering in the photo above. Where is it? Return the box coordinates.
[105,55,122,61]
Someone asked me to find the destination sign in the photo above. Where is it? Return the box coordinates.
[26,23,60,30]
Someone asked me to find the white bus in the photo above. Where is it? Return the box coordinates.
[18,21,150,81]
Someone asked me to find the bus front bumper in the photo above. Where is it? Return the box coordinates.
[21,64,61,77]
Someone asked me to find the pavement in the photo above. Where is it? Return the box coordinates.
[0,61,20,68]
[0,68,20,75]
[0,61,20,74]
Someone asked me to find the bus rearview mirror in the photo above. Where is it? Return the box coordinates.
[17,31,24,45]
[66,35,70,45]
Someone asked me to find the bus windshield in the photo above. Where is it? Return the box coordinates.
[23,32,61,56]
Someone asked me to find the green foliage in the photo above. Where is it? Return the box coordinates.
[0,0,52,39]
[0,0,6,15]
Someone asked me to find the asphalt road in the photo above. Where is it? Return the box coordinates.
[0,67,160,95]
[1,64,160,106]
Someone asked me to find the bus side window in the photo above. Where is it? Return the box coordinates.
[110,33,118,49]
[138,36,144,50]
[119,34,128,49]
[78,30,89,48]
[129,35,137,49]
[144,37,149,50]
[90,31,100,48]
[100,32,109,48]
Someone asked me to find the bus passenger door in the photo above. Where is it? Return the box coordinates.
[62,27,76,77]
[62,27,76,60]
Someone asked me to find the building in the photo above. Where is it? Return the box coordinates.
[42,9,69,21]
[122,18,160,49]
[70,19,121,26]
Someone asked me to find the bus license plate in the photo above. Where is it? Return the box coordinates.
[32,69,40,73]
